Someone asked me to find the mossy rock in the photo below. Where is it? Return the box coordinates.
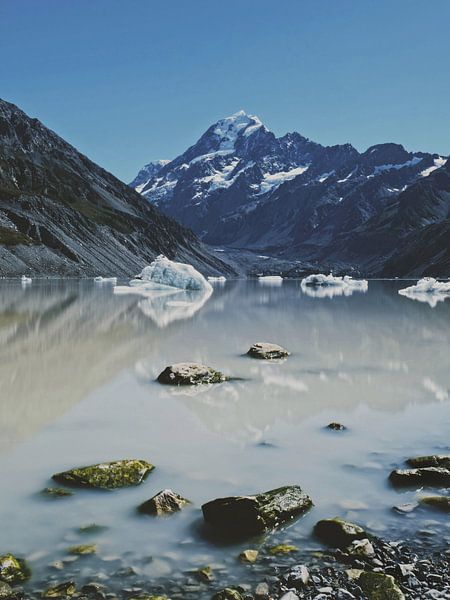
[53,459,154,489]
[247,342,290,360]
[419,495,450,512]
[314,517,367,548]
[41,487,74,498]
[42,581,76,598]
[407,455,450,469]
[0,554,30,584]
[67,544,96,556]
[0,582,13,598]
[238,549,258,563]
[202,485,313,536]
[78,524,108,534]
[212,589,243,600]
[268,544,298,555]
[138,489,189,516]
[194,565,213,582]
[157,363,225,385]
[389,467,450,488]
[358,571,405,600]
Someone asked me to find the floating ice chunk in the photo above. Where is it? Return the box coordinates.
[398,278,450,307]
[301,274,368,296]
[207,276,227,283]
[21,275,32,284]
[94,276,117,284]
[130,255,212,292]
[258,275,283,286]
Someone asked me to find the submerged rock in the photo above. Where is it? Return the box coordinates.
[419,495,450,512]
[157,363,225,385]
[212,589,243,600]
[138,489,189,516]
[247,342,290,360]
[358,571,405,600]
[53,459,154,489]
[202,485,312,536]
[67,545,97,556]
[0,554,30,584]
[407,455,450,469]
[41,487,74,498]
[268,544,298,555]
[238,549,259,564]
[42,581,76,598]
[193,565,213,582]
[78,524,108,534]
[314,517,367,548]
[389,467,450,487]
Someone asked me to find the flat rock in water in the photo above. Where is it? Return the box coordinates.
[314,517,367,548]
[202,485,312,536]
[53,459,154,489]
[247,342,290,359]
[326,422,346,431]
[389,467,450,487]
[0,554,30,584]
[138,489,189,515]
[157,362,225,385]
[358,571,405,600]
[407,454,450,469]
[419,495,450,512]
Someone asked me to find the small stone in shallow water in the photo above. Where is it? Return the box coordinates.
[42,581,76,598]
[138,489,190,516]
[53,459,154,489]
[193,565,213,582]
[0,554,30,584]
[238,550,259,564]
[247,342,290,360]
[41,487,74,498]
[157,362,225,385]
[357,571,405,600]
[254,582,269,598]
[419,496,450,512]
[326,422,347,431]
[212,589,243,600]
[389,467,450,488]
[268,544,298,555]
[78,524,108,534]
[202,485,313,536]
[67,544,97,556]
[314,517,367,548]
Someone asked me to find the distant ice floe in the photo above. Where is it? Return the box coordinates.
[301,274,368,298]
[207,276,227,283]
[398,277,450,307]
[258,275,283,286]
[21,275,32,284]
[94,276,117,284]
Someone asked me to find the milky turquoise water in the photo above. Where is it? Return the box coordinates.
[0,279,449,589]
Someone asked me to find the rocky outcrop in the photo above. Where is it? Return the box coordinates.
[202,485,313,536]
[53,459,154,489]
[247,342,290,360]
[0,554,30,584]
[157,363,225,385]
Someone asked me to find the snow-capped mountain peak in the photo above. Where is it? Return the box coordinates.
[212,111,265,149]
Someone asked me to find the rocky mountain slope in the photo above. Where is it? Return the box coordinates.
[0,99,230,277]
[132,111,447,276]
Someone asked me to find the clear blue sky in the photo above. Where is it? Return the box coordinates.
[1,0,449,182]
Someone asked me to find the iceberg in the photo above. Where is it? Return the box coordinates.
[258,275,283,286]
[21,275,32,284]
[207,276,227,283]
[301,274,368,296]
[129,255,212,292]
[94,276,117,284]
[398,278,450,307]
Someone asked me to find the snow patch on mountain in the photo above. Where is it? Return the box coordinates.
[259,165,310,194]
[420,156,446,178]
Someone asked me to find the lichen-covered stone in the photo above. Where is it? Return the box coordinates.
[67,544,96,556]
[268,544,298,555]
[41,487,74,498]
[238,549,258,563]
[419,495,450,512]
[194,565,213,582]
[0,554,30,584]
[212,589,243,600]
[407,455,450,469]
[202,485,312,536]
[157,362,225,385]
[314,517,367,548]
[247,342,290,360]
[389,467,450,487]
[53,459,154,489]
[42,581,76,598]
[0,582,13,597]
[358,571,405,599]
[138,489,189,516]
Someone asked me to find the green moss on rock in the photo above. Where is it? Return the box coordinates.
[67,544,97,556]
[53,459,154,489]
[419,495,450,512]
[212,589,243,600]
[358,571,405,600]
[268,544,298,555]
[0,554,30,584]
[42,581,76,598]
[41,487,74,498]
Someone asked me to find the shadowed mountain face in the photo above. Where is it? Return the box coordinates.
[132,111,448,276]
[0,99,231,277]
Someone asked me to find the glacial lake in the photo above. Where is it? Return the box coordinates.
[0,278,449,595]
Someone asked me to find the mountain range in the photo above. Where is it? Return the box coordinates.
[132,111,448,276]
[0,99,229,276]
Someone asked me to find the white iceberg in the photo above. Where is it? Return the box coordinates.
[398,278,450,307]
[301,274,368,296]
[94,276,117,284]
[258,275,283,286]
[21,275,32,284]
[207,276,227,283]
[129,255,212,292]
